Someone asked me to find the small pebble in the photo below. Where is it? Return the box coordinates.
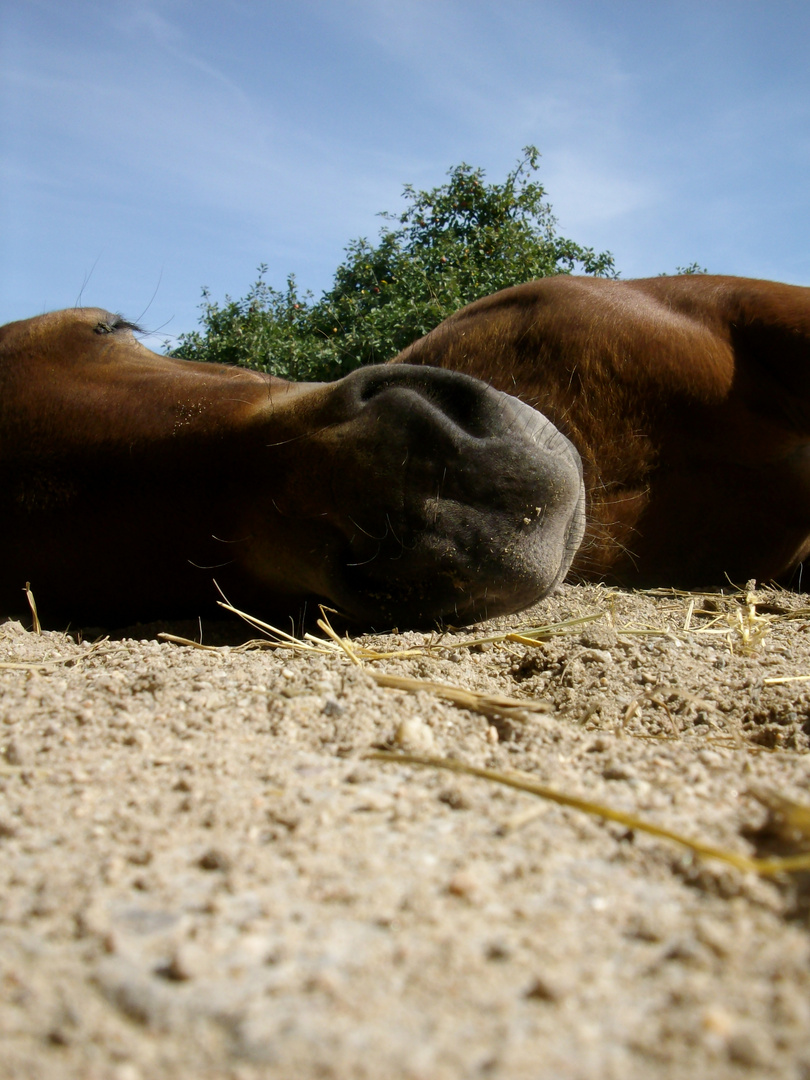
[197,848,232,872]
[485,940,512,961]
[524,974,565,1002]
[603,763,636,781]
[112,1064,142,1080]
[157,943,205,982]
[446,869,478,898]
[394,717,434,753]
[579,648,613,665]
[0,817,18,838]
[4,738,30,766]
[727,1030,769,1068]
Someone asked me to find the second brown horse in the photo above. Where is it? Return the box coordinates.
[395,274,810,591]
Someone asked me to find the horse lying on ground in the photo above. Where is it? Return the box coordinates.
[3,274,808,628]
[395,274,810,592]
[0,307,583,627]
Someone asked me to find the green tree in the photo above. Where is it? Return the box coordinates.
[173,147,616,380]
[659,263,708,277]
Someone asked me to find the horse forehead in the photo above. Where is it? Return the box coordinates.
[0,307,130,354]
[28,307,125,334]
[0,309,154,376]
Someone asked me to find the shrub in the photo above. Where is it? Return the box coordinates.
[173,147,616,381]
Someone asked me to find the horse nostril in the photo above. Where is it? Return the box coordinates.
[351,365,500,439]
[356,370,399,403]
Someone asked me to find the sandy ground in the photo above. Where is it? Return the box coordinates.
[3,582,810,1079]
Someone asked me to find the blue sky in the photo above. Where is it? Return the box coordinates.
[2,0,810,347]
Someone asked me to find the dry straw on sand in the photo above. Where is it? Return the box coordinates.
[154,586,810,878]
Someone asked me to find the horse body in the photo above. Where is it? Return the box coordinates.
[394,275,810,588]
[0,306,584,626]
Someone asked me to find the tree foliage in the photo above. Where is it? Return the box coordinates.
[173,148,616,380]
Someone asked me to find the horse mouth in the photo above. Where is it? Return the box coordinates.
[327,395,585,628]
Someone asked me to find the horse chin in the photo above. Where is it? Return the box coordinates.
[329,492,585,630]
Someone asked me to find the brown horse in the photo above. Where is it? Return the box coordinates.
[0,306,584,627]
[394,274,810,590]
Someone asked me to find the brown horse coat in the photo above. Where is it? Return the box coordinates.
[394,274,810,590]
[0,307,584,626]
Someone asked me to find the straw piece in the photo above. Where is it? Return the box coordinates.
[0,660,64,672]
[369,751,810,876]
[0,635,111,672]
[316,614,362,666]
[370,672,550,722]
[24,582,41,635]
